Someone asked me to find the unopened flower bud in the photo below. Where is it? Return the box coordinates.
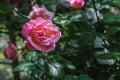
[3,42,17,61]
[66,0,85,9]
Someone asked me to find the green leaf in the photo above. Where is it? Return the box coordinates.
[96,52,120,59]
[34,58,45,70]
[102,15,120,26]
[70,12,82,21]
[25,51,40,61]
[65,62,76,70]
[78,74,93,80]
[112,0,120,8]
[65,75,77,80]
[33,69,45,79]
[68,40,79,48]
[48,62,65,79]
[15,62,34,72]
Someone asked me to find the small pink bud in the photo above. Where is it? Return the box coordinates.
[3,42,17,61]
[66,0,85,9]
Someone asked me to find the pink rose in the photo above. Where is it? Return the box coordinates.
[66,0,85,9]
[22,17,61,52]
[28,4,54,20]
[3,41,17,61]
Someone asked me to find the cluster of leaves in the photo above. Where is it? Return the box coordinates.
[15,50,93,80]
[15,51,67,80]
[1,0,120,80]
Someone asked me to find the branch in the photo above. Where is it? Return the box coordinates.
[92,0,100,22]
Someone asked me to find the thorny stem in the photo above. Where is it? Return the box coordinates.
[92,0,100,22]
[92,0,109,47]
[92,0,109,53]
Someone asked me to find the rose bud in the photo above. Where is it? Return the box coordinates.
[28,4,54,20]
[22,17,61,52]
[66,0,85,9]
[3,42,17,61]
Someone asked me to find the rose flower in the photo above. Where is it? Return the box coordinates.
[22,17,61,52]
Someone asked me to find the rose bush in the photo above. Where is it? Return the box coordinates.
[22,17,61,52]
[1,0,120,80]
